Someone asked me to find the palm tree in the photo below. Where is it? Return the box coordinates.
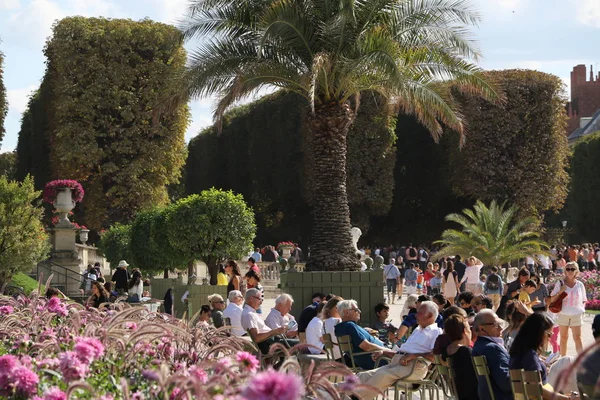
[434,200,549,268]
[178,0,499,271]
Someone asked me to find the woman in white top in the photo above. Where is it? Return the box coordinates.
[306,302,328,354]
[127,269,144,302]
[460,256,484,295]
[549,261,587,356]
[321,297,343,361]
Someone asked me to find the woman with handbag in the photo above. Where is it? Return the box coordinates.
[549,262,587,356]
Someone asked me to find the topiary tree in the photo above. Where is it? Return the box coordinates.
[447,69,569,217]
[570,131,600,241]
[130,208,186,277]
[0,151,16,180]
[0,176,50,289]
[0,48,6,149]
[435,200,549,268]
[97,223,133,269]
[16,17,189,230]
[165,188,256,284]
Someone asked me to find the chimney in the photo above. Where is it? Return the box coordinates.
[590,65,594,82]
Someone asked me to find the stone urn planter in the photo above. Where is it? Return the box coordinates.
[280,246,293,258]
[54,188,76,226]
[43,179,85,227]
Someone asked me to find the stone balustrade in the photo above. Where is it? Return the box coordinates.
[256,261,305,281]
[75,244,110,275]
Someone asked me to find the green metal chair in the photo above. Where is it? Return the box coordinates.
[472,355,496,400]
[337,335,383,372]
[391,357,441,400]
[509,369,543,400]
[436,354,457,399]
[578,382,598,400]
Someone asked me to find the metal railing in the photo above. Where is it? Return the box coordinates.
[32,259,87,298]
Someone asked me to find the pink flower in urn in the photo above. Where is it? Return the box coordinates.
[33,387,67,400]
[59,351,89,382]
[11,365,39,397]
[0,305,13,315]
[236,351,260,372]
[241,369,305,400]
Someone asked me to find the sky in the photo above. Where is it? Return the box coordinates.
[1,0,600,152]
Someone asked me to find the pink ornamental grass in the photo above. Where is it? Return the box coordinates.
[236,351,259,372]
[241,369,305,400]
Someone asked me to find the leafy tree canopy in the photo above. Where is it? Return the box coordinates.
[165,188,256,284]
[447,69,569,217]
[0,176,50,288]
[570,131,600,241]
[16,17,190,231]
[435,200,549,267]
[97,223,132,268]
[0,151,16,180]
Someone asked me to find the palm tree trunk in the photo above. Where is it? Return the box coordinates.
[305,102,361,271]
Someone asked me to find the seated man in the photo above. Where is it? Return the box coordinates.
[349,301,443,400]
[458,291,475,316]
[334,300,391,370]
[241,288,287,353]
[472,294,493,313]
[297,292,326,333]
[371,303,397,345]
[265,293,298,338]
[223,290,245,336]
[471,309,512,400]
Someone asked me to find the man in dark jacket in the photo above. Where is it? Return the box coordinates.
[472,310,512,400]
[112,260,130,296]
[297,292,326,332]
[454,255,467,285]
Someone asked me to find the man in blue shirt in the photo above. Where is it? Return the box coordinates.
[334,299,390,370]
[250,247,262,262]
[472,310,512,400]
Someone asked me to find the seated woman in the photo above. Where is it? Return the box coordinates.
[198,305,212,326]
[87,281,110,308]
[509,312,580,400]
[503,301,526,351]
[442,314,478,400]
[305,301,328,354]
[244,270,264,314]
[322,296,343,361]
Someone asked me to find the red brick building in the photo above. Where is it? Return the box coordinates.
[566,64,600,135]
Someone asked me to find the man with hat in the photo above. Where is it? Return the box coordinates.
[112,260,130,296]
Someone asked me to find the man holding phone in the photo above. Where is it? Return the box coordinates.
[265,293,299,338]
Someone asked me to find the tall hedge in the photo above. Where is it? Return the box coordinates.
[0,49,7,149]
[570,131,600,240]
[16,17,189,230]
[447,69,569,217]
[186,91,396,245]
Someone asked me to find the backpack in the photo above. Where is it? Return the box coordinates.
[408,247,417,258]
[486,274,500,291]
[421,250,428,260]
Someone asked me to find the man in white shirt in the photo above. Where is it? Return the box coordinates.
[241,288,287,353]
[265,294,298,338]
[223,290,245,336]
[537,254,551,283]
[349,301,442,399]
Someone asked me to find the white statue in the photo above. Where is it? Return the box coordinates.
[351,227,362,256]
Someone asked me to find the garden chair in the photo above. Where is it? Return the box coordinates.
[223,317,231,326]
[337,335,384,372]
[578,382,598,400]
[435,354,457,399]
[390,356,441,400]
[509,368,544,400]
[472,355,496,400]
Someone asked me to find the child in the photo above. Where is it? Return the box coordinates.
[430,271,442,295]
[416,269,424,295]
[479,274,487,295]
[518,279,541,308]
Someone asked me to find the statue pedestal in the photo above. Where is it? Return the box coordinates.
[47,224,82,296]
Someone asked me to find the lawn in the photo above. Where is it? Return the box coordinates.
[10,272,45,294]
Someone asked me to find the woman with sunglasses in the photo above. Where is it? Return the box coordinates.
[207,293,226,328]
[549,262,587,356]
[509,313,579,400]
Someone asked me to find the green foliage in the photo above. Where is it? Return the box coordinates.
[97,223,132,267]
[0,176,50,287]
[0,49,6,149]
[570,131,600,240]
[447,69,570,216]
[16,17,189,230]
[435,200,549,266]
[129,208,185,276]
[165,188,256,283]
[0,151,15,180]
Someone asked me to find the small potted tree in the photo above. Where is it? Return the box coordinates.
[43,180,85,226]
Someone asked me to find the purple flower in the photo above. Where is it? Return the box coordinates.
[338,374,360,392]
[0,355,19,371]
[241,369,305,400]
[59,351,88,382]
[236,351,260,372]
[11,365,39,396]
[142,369,160,381]
[32,387,67,400]
[36,357,60,369]
[73,337,104,363]
[0,305,13,315]
[47,297,68,317]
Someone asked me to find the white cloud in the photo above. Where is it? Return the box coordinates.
[4,0,123,50]
[6,84,37,116]
[0,0,20,10]
[576,0,600,27]
[149,0,188,25]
